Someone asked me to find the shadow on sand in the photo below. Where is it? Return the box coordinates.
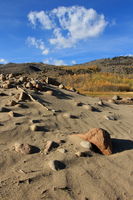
[112,138,133,153]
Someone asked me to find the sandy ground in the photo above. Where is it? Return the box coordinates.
[0,85,133,200]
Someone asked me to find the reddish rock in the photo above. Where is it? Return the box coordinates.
[75,128,112,155]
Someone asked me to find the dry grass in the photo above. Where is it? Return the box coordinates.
[59,73,133,95]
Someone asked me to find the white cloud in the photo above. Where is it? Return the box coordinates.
[71,60,76,65]
[28,11,53,29]
[0,58,8,64]
[27,37,49,55]
[43,58,66,66]
[28,6,107,49]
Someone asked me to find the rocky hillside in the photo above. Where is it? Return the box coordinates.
[1,56,133,75]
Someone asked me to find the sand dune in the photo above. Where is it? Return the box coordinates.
[0,78,133,200]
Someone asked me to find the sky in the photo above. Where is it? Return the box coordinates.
[0,0,133,65]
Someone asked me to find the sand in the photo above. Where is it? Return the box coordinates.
[0,84,133,200]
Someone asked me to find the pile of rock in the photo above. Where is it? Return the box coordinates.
[108,95,133,104]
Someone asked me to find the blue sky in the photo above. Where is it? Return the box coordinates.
[0,0,133,65]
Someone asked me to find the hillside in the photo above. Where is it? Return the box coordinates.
[1,56,133,94]
[1,56,133,75]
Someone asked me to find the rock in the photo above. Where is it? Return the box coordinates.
[82,104,93,111]
[69,87,76,92]
[74,128,112,155]
[58,148,67,153]
[45,90,53,95]
[30,80,36,87]
[18,76,27,82]
[0,74,6,81]
[48,160,66,171]
[63,113,71,118]
[30,119,41,123]
[80,141,92,149]
[2,83,11,89]
[14,142,32,154]
[18,91,31,101]
[108,99,116,104]
[59,84,65,89]
[8,111,15,117]
[25,82,33,89]
[30,124,40,131]
[75,151,91,157]
[112,95,121,101]
[74,102,83,106]
[44,141,59,154]
[8,73,13,79]
[9,100,18,106]
[104,115,117,120]
[98,100,104,106]
[35,83,43,90]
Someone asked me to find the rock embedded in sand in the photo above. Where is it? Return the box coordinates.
[63,113,72,118]
[9,100,18,106]
[112,95,121,101]
[75,151,91,157]
[8,111,15,117]
[59,84,65,89]
[57,148,67,153]
[48,160,66,171]
[45,90,53,95]
[44,141,59,154]
[108,99,116,104]
[25,82,33,89]
[80,141,92,149]
[75,128,112,155]
[98,100,104,106]
[82,104,93,111]
[30,124,40,131]
[14,143,32,154]
[18,91,31,101]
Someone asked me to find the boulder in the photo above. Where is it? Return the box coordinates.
[74,128,112,155]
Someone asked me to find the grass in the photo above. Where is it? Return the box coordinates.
[59,73,133,96]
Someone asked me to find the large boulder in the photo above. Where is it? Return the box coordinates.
[74,128,112,155]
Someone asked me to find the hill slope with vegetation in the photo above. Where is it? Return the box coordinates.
[0,56,133,94]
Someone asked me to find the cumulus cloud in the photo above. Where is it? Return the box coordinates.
[0,58,8,64]
[28,11,53,29]
[28,6,107,49]
[27,37,49,55]
[43,58,66,66]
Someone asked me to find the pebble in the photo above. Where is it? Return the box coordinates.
[57,148,67,153]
